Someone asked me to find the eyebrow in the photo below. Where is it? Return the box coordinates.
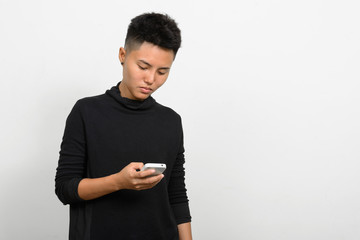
[138,60,170,70]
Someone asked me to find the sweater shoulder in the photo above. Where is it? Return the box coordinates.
[153,102,182,120]
[75,93,107,106]
[71,93,109,112]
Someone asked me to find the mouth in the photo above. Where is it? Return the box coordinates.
[139,87,152,94]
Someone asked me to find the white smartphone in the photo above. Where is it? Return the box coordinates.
[141,163,166,176]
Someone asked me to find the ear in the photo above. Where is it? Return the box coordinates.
[119,47,126,65]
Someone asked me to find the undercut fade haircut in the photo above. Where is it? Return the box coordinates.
[125,12,181,57]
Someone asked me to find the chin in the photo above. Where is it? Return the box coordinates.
[135,94,149,101]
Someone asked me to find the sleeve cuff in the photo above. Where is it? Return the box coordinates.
[171,202,192,225]
[62,178,83,205]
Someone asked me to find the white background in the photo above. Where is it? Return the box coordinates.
[1,0,359,239]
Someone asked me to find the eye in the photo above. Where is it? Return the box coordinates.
[158,69,169,75]
[138,65,147,70]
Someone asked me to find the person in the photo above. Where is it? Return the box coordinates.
[55,12,192,240]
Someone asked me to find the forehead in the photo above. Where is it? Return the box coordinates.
[126,42,174,67]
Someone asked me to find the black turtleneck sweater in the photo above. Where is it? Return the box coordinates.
[55,82,191,240]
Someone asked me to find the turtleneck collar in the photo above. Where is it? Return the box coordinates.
[105,82,156,110]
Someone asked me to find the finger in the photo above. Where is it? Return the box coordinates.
[153,175,164,185]
[130,162,144,171]
[133,174,163,188]
[134,176,164,190]
[134,174,162,187]
[138,169,156,178]
[146,176,164,188]
[135,181,159,191]
[143,174,164,184]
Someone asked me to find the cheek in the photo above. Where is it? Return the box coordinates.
[160,74,170,84]
[125,65,142,81]
[154,76,168,89]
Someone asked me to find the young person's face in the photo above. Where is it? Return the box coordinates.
[118,41,175,101]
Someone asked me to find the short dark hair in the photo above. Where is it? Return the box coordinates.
[125,13,181,56]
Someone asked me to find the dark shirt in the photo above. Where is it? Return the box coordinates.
[55,82,191,240]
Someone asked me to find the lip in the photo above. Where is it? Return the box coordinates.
[139,87,152,94]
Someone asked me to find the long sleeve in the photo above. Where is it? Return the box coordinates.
[167,118,192,224]
[55,86,192,239]
[55,101,87,205]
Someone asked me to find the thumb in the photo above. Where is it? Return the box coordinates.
[130,162,144,171]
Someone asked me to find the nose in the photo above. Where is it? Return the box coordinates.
[144,71,156,85]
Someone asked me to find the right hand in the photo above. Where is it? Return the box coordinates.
[113,162,164,191]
